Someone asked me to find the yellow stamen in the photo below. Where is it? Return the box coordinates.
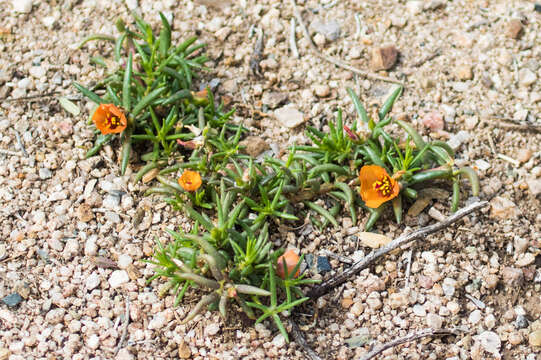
[373,176,392,197]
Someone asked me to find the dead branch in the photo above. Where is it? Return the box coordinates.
[307,201,488,299]
[289,0,404,86]
[289,318,323,360]
[358,328,465,360]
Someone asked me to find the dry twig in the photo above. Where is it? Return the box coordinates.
[0,149,22,156]
[307,201,488,299]
[1,92,59,102]
[12,129,28,157]
[489,116,541,133]
[115,296,131,355]
[411,48,441,67]
[289,319,323,360]
[290,18,300,59]
[358,328,465,360]
[403,249,413,289]
[249,28,265,77]
[289,0,404,86]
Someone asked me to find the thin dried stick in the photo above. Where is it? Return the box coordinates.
[403,249,413,289]
[489,118,541,133]
[0,149,22,156]
[115,296,130,355]
[411,48,441,67]
[290,18,300,59]
[307,201,488,299]
[289,319,323,360]
[1,92,59,102]
[12,129,28,157]
[358,328,464,360]
[289,0,404,86]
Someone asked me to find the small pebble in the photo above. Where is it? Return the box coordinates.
[478,331,501,356]
[310,19,341,41]
[271,334,286,348]
[178,341,191,359]
[87,334,99,350]
[517,149,532,163]
[103,194,120,210]
[12,0,32,13]
[506,19,523,39]
[316,256,332,273]
[117,254,133,269]
[274,105,305,129]
[469,310,482,324]
[108,270,129,289]
[341,298,353,309]
[490,197,519,220]
[529,330,541,347]
[447,301,460,315]
[38,168,52,179]
[422,111,444,131]
[508,332,523,345]
[455,65,473,80]
[116,348,134,360]
[1,293,23,308]
[442,278,456,297]
[389,292,408,309]
[85,273,100,291]
[370,45,398,70]
[515,315,529,329]
[413,304,426,317]
[313,33,326,46]
[366,292,382,310]
[313,84,330,98]
[406,1,424,15]
[426,313,443,329]
[483,274,499,289]
[205,323,220,336]
[518,69,537,87]
[350,301,364,317]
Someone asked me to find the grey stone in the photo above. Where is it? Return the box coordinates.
[515,315,529,329]
[274,105,305,128]
[310,19,341,41]
[261,92,288,109]
[1,293,23,308]
[316,256,331,273]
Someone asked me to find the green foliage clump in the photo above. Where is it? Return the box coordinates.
[74,13,480,342]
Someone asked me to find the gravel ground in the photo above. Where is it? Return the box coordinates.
[0,0,540,359]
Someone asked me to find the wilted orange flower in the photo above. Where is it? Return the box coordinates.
[92,104,127,134]
[359,165,400,208]
[276,249,301,279]
[178,170,202,192]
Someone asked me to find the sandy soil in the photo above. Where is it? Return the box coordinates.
[0,0,540,359]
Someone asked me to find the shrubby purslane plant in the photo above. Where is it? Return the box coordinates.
[74,13,480,342]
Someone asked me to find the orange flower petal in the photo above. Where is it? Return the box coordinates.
[92,104,127,134]
[359,165,399,208]
[276,249,301,279]
[178,170,202,192]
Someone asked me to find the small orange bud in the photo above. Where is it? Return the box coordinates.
[276,249,301,279]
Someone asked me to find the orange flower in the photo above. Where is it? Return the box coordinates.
[92,104,127,134]
[359,165,400,208]
[276,249,301,279]
[178,170,202,192]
